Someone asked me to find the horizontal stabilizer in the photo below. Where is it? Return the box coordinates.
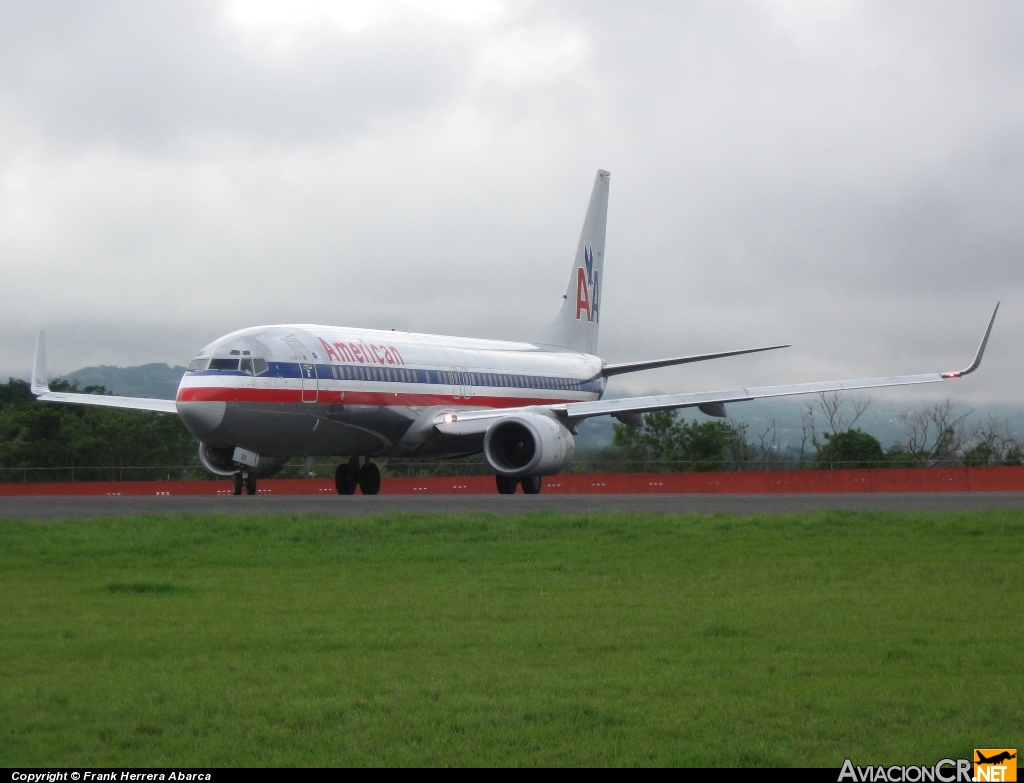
[603,344,789,377]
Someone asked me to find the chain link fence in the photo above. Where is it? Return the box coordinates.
[1,456,1016,483]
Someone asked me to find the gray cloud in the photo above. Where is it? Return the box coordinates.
[1,0,1021,408]
[0,0,468,151]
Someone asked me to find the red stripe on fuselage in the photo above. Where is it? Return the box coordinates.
[176,386,576,408]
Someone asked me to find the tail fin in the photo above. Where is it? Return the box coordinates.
[32,330,50,395]
[532,169,610,354]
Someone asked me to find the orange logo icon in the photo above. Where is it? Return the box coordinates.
[974,749,1017,782]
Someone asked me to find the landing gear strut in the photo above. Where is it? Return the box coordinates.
[232,470,257,496]
[335,458,381,495]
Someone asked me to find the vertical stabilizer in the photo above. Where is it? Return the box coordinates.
[32,330,50,395]
[532,169,609,354]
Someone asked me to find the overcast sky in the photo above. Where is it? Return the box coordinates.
[1,0,1022,405]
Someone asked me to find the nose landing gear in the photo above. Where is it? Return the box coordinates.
[232,470,258,495]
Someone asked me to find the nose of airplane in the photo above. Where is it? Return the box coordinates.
[176,401,227,438]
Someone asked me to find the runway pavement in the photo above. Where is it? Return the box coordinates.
[2,492,1023,520]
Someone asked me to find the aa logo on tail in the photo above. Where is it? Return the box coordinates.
[975,749,1017,782]
[575,244,600,323]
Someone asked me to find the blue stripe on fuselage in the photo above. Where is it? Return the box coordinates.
[189,362,605,393]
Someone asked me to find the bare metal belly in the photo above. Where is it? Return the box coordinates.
[180,400,422,457]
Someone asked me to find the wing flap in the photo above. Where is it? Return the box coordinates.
[556,372,945,420]
[34,391,178,414]
[431,370,946,436]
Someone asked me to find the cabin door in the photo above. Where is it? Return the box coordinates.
[283,336,319,404]
[451,367,472,400]
[300,362,319,403]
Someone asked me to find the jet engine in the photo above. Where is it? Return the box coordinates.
[483,413,576,477]
[197,443,290,478]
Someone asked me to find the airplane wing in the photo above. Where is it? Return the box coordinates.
[30,331,178,414]
[433,303,999,436]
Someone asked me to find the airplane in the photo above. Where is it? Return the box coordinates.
[30,169,999,496]
[976,752,1016,765]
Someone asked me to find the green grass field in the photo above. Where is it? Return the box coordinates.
[0,510,1020,766]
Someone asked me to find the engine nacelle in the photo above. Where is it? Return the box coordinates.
[197,443,290,479]
[483,413,576,477]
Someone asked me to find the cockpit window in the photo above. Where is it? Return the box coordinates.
[191,355,266,373]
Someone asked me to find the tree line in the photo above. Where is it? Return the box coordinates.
[604,393,1023,472]
[1,379,1020,481]
[0,379,199,481]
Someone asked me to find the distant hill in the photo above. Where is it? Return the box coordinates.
[62,363,186,400]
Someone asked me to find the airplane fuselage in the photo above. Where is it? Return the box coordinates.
[175,324,606,460]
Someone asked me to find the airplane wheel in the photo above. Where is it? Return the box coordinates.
[521,475,542,495]
[359,462,381,496]
[232,471,243,496]
[335,463,358,495]
[245,473,257,495]
[496,475,518,494]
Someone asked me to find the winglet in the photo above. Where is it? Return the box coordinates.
[942,302,999,378]
[31,330,50,395]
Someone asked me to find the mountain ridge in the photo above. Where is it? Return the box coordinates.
[63,363,186,400]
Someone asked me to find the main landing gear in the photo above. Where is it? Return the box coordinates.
[495,475,543,494]
[335,457,381,495]
[232,470,258,496]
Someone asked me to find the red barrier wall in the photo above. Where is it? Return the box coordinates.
[1,467,1022,496]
